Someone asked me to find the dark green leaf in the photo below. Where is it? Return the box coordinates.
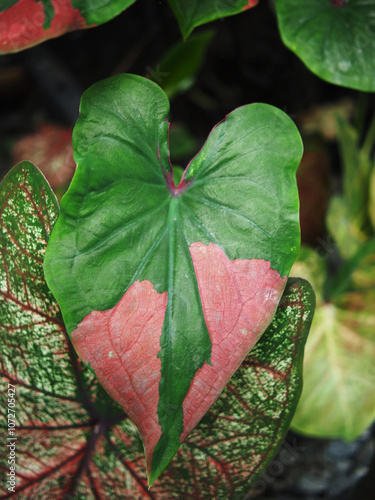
[167,0,258,38]
[71,0,137,26]
[149,30,215,99]
[275,0,375,91]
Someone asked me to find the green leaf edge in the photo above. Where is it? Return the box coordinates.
[233,277,316,498]
[44,75,303,484]
[71,0,138,26]
[0,0,21,13]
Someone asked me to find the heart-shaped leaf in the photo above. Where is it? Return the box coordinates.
[275,0,375,91]
[167,0,258,38]
[43,74,303,483]
[0,0,136,54]
[0,162,315,496]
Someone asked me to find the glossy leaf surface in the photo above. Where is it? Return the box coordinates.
[0,0,136,53]
[167,0,258,38]
[0,0,21,12]
[71,0,136,25]
[0,162,314,494]
[275,0,375,91]
[0,162,60,359]
[44,74,302,483]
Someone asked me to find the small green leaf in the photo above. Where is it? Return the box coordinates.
[0,0,137,54]
[0,161,315,495]
[149,30,215,99]
[275,0,375,91]
[167,0,258,38]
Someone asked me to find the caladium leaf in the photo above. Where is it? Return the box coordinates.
[0,162,60,351]
[12,123,75,191]
[0,162,314,495]
[275,0,375,91]
[43,74,303,483]
[0,0,21,13]
[149,30,215,100]
[0,0,136,54]
[291,247,375,441]
[167,0,258,39]
[70,0,137,25]
[0,162,314,496]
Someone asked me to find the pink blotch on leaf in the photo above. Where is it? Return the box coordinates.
[71,280,167,475]
[181,242,286,440]
[243,0,258,11]
[0,0,90,54]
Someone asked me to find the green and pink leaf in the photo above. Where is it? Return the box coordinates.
[0,163,315,496]
[43,74,303,482]
[0,0,136,54]
[167,0,258,38]
[275,0,375,91]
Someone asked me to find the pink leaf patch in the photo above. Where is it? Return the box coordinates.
[181,242,286,440]
[0,0,89,54]
[71,280,167,474]
[243,0,258,11]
